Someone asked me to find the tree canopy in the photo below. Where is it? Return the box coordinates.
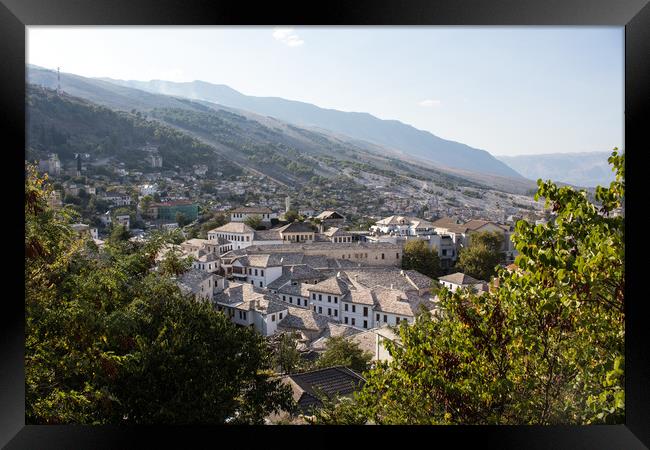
[314,149,625,425]
[315,336,373,374]
[25,166,294,424]
[401,239,441,279]
[455,231,504,281]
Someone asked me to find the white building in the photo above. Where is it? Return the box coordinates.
[214,282,288,336]
[140,184,158,196]
[177,268,224,302]
[208,222,255,250]
[437,272,487,293]
[230,206,277,223]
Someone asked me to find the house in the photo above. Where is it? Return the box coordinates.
[371,215,435,236]
[115,214,130,230]
[191,251,220,273]
[323,227,353,243]
[315,210,346,230]
[214,282,288,336]
[229,206,276,224]
[208,222,255,250]
[438,272,487,293]
[102,192,131,207]
[177,268,223,302]
[277,222,315,243]
[281,366,365,416]
[140,184,158,196]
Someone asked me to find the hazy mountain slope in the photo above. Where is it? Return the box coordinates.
[28,66,533,193]
[497,152,616,188]
[98,78,524,179]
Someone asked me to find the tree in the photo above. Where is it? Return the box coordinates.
[272,332,302,375]
[316,336,373,373]
[401,239,441,279]
[175,211,190,227]
[321,149,625,425]
[25,165,294,424]
[244,214,263,229]
[284,210,300,223]
[139,195,153,218]
[109,224,131,243]
[455,231,504,281]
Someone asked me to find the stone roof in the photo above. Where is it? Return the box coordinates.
[323,227,351,237]
[253,229,282,241]
[177,268,214,293]
[278,305,338,333]
[343,268,433,293]
[210,222,254,234]
[372,288,437,317]
[315,210,345,220]
[230,206,272,214]
[308,276,350,295]
[340,288,375,305]
[311,323,364,352]
[438,272,484,285]
[283,367,365,414]
[213,282,287,314]
[277,222,315,233]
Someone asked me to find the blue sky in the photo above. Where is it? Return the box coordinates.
[27,26,624,156]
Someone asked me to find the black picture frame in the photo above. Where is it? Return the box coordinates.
[2,0,648,448]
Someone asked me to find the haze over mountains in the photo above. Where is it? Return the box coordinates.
[496,152,617,188]
[27,66,534,192]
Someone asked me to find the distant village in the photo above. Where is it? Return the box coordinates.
[33,147,568,422]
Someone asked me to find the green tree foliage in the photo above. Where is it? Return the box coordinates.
[315,336,373,373]
[244,214,263,230]
[271,332,302,375]
[401,239,441,279]
[25,166,293,424]
[175,212,190,227]
[455,231,504,281]
[322,149,625,425]
[109,224,131,243]
[284,210,300,223]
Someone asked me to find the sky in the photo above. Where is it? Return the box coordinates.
[27,26,624,157]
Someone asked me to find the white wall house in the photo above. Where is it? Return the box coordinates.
[230,207,277,223]
[208,222,255,250]
[438,272,487,293]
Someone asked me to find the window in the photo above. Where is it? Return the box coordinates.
[352,305,356,313]
[243,311,247,320]
[261,270,264,276]
[344,317,348,324]
[376,313,380,321]
[396,253,399,259]
[328,308,331,316]
[271,315,275,322]
[334,297,338,304]
[255,269,258,276]
[363,320,367,329]
[259,281,263,287]
[344,304,348,312]
[328,295,331,303]
[313,293,316,300]
[279,313,283,320]
[283,295,286,301]
[442,249,447,256]
[363,307,368,317]
[334,310,338,317]
[248,268,252,275]
[318,307,322,314]
[313,306,316,311]
[384,314,387,323]
[381,253,385,259]
[351,318,356,326]
[251,280,254,285]
[319,294,322,301]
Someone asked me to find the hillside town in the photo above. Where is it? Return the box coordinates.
[33,150,558,421]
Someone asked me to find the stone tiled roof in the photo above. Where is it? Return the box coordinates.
[308,276,350,295]
[213,282,287,314]
[323,227,351,237]
[372,288,437,316]
[438,272,484,285]
[315,210,345,220]
[230,206,272,214]
[210,222,254,234]
[340,289,375,305]
[283,367,365,414]
[253,229,282,241]
[278,305,338,332]
[277,222,315,233]
[177,268,214,293]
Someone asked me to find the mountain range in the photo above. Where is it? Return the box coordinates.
[27,65,540,194]
[496,152,617,188]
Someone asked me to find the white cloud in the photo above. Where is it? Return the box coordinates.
[272,27,304,47]
[418,99,442,107]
